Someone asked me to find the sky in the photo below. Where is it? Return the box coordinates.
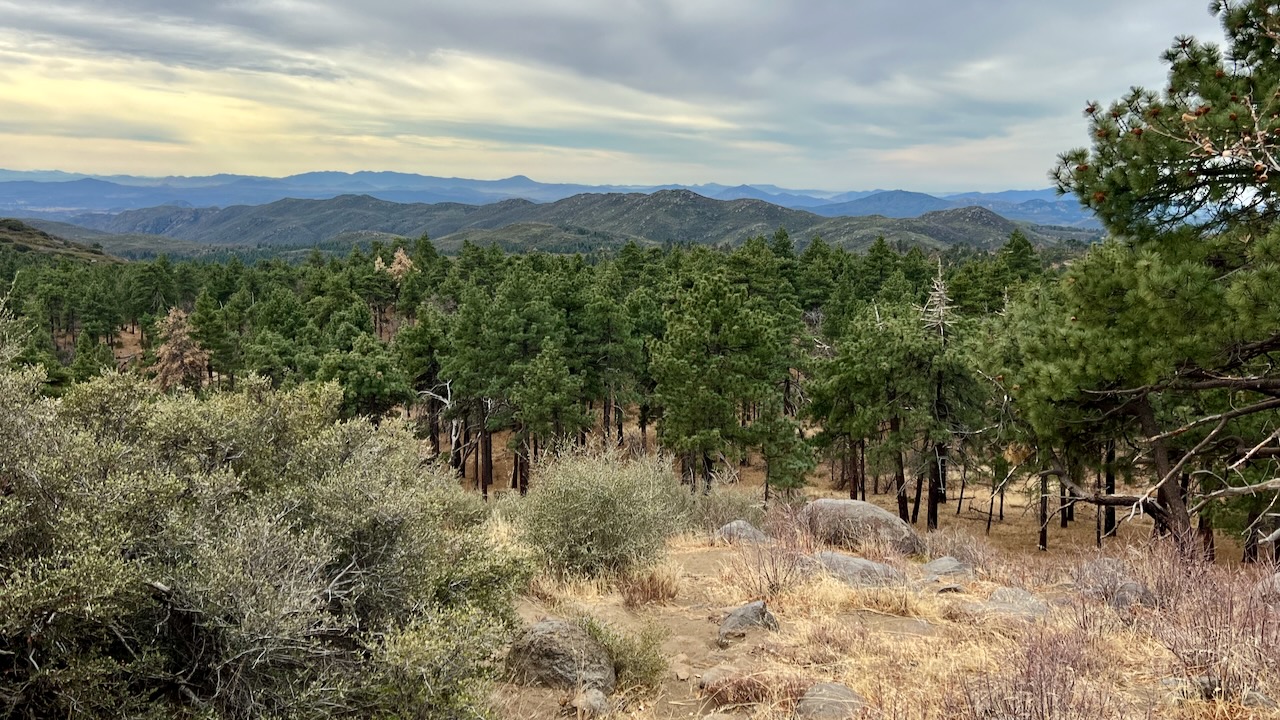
[0,1,1226,192]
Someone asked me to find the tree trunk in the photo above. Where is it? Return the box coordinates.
[1135,398,1193,542]
[602,393,612,443]
[1104,441,1117,537]
[858,439,867,501]
[927,443,943,531]
[701,452,713,495]
[639,405,649,453]
[1244,509,1261,563]
[956,463,967,516]
[1198,511,1215,561]
[480,426,493,500]
[911,469,924,526]
[428,397,441,457]
[615,400,624,447]
[890,417,908,522]
[1038,471,1049,551]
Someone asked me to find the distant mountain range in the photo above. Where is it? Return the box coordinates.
[0,169,1099,229]
[28,190,1100,257]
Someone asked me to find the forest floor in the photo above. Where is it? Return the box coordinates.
[488,468,1277,720]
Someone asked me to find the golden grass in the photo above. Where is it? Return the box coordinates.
[619,558,684,608]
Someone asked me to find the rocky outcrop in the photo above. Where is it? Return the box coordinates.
[506,619,616,694]
[799,499,925,555]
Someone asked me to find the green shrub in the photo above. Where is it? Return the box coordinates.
[0,368,528,719]
[573,614,669,693]
[518,452,688,576]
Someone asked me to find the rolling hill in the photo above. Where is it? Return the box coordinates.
[0,218,121,263]
[0,169,1100,228]
[56,191,1101,254]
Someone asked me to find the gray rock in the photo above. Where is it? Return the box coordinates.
[697,663,743,690]
[714,519,770,544]
[1244,689,1278,709]
[799,499,926,556]
[922,555,971,581]
[1168,676,1278,708]
[1073,558,1154,610]
[506,619,616,694]
[1254,572,1280,606]
[569,688,610,717]
[984,587,1050,618]
[814,551,905,587]
[796,682,866,719]
[1108,580,1156,611]
[717,600,780,648]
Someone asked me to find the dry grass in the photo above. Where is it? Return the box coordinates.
[699,670,812,710]
[619,558,684,608]
[499,463,1280,720]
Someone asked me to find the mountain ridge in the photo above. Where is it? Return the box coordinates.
[58,191,1100,253]
[0,168,1099,228]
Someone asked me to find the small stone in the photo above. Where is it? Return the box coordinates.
[717,600,780,648]
[796,682,866,719]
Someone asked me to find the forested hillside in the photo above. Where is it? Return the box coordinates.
[55,190,1097,251]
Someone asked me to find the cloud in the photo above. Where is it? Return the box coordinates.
[0,0,1227,189]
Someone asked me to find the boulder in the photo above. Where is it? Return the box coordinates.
[922,555,971,581]
[813,551,904,588]
[984,587,1049,619]
[717,600,780,648]
[506,619,616,694]
[796,682,866,719]
[714,519,770,544]
[799,499,925,556]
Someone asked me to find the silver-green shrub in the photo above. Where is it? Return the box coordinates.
[518,452,688,577]
[0,364,528,719]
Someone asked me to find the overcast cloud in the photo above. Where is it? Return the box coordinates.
[0,1,1225,190]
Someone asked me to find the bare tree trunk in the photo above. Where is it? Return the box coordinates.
[1104,440,1117,536]
[1039,471,1049,551]
[891,417,908,521]
[927,443,943,531]
[911,469,924,526]
[615,400,624,447]
[480,426,493,500]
